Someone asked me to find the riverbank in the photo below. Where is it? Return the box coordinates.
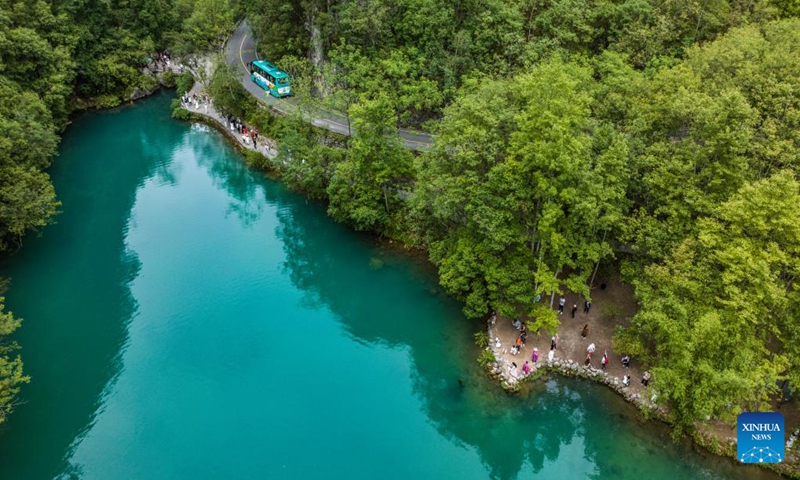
[483,279,800,479]
[170,80,800,478]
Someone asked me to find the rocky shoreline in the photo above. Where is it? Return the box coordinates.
[482,318,800,478]
[486,319,665,414]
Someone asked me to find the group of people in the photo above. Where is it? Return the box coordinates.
[557,296,592,317]
[150,51,177,73]
[181,93,210,113]
[225,115,262,147]
[510,321,528,355]
[180,91,278,155]
[498,299,655,389]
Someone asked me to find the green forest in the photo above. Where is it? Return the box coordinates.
[238,0,800,435]
[0,0,239,424]
[1,0,799,444]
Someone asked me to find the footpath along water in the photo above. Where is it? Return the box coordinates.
[0,92,778,479]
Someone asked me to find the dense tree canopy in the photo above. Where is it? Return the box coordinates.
[1,0,799,439]
[0,0,241,426]
[246,6,800,435]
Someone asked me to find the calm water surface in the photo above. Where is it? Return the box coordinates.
[0,93,775,479]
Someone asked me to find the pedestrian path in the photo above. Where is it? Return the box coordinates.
[181,84,278,159]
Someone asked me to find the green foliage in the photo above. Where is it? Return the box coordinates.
[327,94,413,231]
[617,172,800,431]
[0,0,239,429]
[414,59,628,319]
[208,61,256,118]
[175,72,195,96]
[181,0,235,52]
[478,349,496,367]
[0,299,29,425]
[474,331,490,349]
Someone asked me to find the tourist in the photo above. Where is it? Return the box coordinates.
[584,300,591,314]
[587,343,596,355]
[531,348,539,365]
[581,324,589,339]
[550,335,556,350]
[571,304,578,318]
[512,318,522,330]
[622,355,631,369]
[510,362,518,378]
[601,352,609,370]
[495,337,501,349]
[547,348,555,363]
[520,330,527,345]
[555,334,559,349]
[515,337,523,351]
[584,353,591,366]
[523,361,531,376]
[511,345,519,355]
[622,375,630,387]
[641,371,651,387]
[558,296,566,315]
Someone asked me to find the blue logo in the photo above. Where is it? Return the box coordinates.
[738,412,784,463]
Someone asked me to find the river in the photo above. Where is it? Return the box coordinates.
[0,92,774,479]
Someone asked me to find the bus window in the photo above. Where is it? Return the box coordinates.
[277,77,289,85]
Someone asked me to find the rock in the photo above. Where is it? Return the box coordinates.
[127,86,156,101]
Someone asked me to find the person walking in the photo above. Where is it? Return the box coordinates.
[601,352,609,370]
[587,343,596,356]
[581,324,589,339]
[584,353,592,366]
[622,355,631,369]
[531,348,539,365]
[523,361,531,376]
[547,348,555,363]
[550,335,556,350]
[558,296,566,315]
[641,371,651,387]
[584,300,591,314]
[571,304,578,318]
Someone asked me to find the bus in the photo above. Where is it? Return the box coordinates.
[248,60,292,98]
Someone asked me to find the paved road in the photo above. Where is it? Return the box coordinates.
[226,21,434,151]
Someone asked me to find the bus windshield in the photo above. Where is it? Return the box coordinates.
[276,77,289,85]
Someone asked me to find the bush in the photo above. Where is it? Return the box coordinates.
[478,349,495,367]
[474,331,489,348]
[175,72,195,96]
[93,94,122,109]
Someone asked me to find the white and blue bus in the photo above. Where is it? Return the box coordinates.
[249,60,292,98]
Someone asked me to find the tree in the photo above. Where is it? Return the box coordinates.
[327,93,413,231]
[413,59,628,318]
[0,299,28,425]
[616,171,800,431]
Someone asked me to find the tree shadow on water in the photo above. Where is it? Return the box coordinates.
[268,185,592,479]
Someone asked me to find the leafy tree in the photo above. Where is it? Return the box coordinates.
[617,171,800,431]
[0,299,28,426]
[327,93,413,231]
[414,59,628,318]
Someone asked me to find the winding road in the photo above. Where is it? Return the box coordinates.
[226,21,434,151]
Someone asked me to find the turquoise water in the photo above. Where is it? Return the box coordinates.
[0,92,774,479]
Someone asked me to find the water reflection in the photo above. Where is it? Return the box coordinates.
[261,155,772,480]
[0,93,181,480]
[190,124,265,226]
[0,93,776,480]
